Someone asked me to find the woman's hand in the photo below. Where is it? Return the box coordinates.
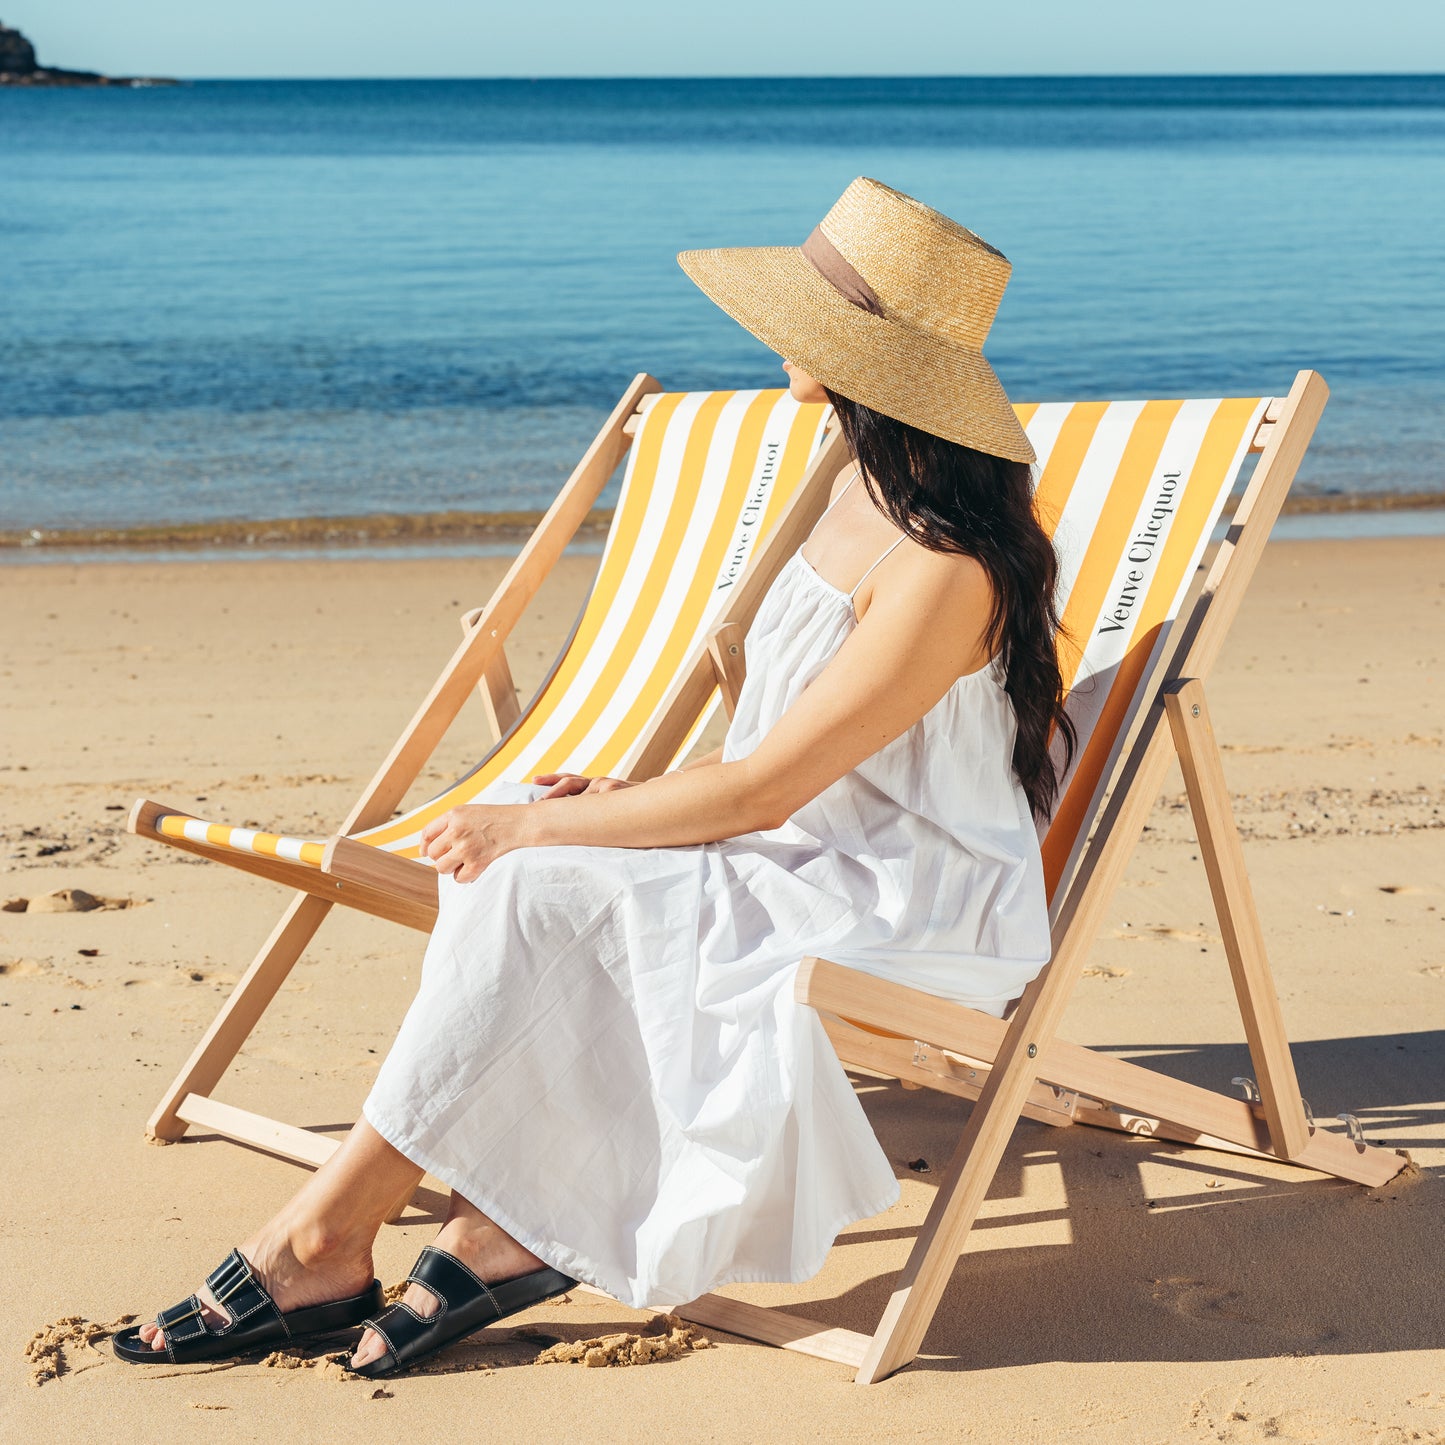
[419,805,537,884]
[532,772,635,799]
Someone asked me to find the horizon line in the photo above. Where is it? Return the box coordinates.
[90,70,1445,83]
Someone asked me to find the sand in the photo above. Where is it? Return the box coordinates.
[1,538,1442,1443]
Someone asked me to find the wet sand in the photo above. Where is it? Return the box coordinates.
[4,487,1443,558]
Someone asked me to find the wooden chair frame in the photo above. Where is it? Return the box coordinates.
[131,368,1408,1386]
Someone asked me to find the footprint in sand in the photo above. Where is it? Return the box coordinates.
[1202,1402,1352,1445]
[1112,924,1219,944]
[179,967,239,987]
[1150,1277,1254,1323]
[1151,925,1218,943]
[0,958,48,978]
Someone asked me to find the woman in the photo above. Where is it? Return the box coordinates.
[115,177,1073,1378]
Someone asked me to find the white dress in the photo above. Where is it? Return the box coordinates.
[363,500,1052,1311]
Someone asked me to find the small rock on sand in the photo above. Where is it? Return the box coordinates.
[23,888,103,913]
[10,889,137,913]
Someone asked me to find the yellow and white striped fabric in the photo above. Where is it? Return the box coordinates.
[157,389,831,867]
[1020,396,1268,911]
[159,391,1266,911]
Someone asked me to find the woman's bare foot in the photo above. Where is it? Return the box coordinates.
[136,1210,375,1352]
[350,1194,545,1369]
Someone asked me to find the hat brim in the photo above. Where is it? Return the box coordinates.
[677,245,1035,465]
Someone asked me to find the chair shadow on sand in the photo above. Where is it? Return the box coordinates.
[781,1035,1443,1374]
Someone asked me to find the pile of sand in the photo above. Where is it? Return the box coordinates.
[529,1313,712,1368]
[25,1315,136,1386]
[258,1349,353,1382]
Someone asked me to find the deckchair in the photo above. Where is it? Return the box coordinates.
[132,369,1409,1385]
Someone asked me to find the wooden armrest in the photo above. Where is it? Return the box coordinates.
[322,835,439,919]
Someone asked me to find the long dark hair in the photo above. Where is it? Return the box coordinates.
[825,388,1075,823]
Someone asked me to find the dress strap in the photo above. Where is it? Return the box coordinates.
[849,534,908,601]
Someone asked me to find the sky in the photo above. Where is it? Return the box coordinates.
[9,0,1444,79]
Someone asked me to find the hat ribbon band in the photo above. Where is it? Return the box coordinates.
[801,227,885,318]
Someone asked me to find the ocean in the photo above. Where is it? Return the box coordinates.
[3,76,1444,544]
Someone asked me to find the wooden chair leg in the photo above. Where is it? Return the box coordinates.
[1164,679,1311,1159]
[853,997,1067,1384]
[855,664,1334,1380]
[383,1177,422,1225]
[147,892,333,1140]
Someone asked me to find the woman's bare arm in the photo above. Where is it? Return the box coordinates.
[422,545,993,879]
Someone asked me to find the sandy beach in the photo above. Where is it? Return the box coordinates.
[3,537,1442,1443]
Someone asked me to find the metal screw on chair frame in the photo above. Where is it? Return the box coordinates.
[911,1040,929,1067]
[1191,703,1201,717]
[1027,1043,1037,1058]
[940,1049,978,1081]
[1336,1112,1367,1150]
[1232,1076,1261,1103]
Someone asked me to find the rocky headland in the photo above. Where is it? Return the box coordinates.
[0,19,175,86]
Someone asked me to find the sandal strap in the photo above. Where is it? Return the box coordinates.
[358,1313,400,1367]
[355,1301,431,1367]
[405,1246,504,1322]
[203,1249,284,1333]
[155,1293,210,1346]
[349,1256,575,1377]
[357,1248,505,1368]
[155,1249,283,1352]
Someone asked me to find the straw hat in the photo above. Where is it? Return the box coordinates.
[678,177,1034,464]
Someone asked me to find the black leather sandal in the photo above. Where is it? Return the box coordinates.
[112,1248,383,1365]
[349,1246,576,1379]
